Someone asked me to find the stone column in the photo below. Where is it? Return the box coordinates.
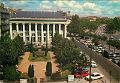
[23,23,26,42]
[29,23,32,43]
[64,24,67,38]
[10,23,13,39]
[58,24,61,34]
[16,23,19,34]
[41,24,44,45]
[47,24,49,44]
[53,24,55,37]
[35,23,38,45]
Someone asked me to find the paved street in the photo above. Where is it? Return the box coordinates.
[74,39,120,83]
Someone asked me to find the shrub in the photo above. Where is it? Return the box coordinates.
[20,73,29,79]
[46,62,52,76]
[61,70,71,79]
[62,64,75,73]
[3,66,20,81]
[51,71,61,80]
[28,64,34,78]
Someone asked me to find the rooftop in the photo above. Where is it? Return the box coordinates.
[11,10,67,19]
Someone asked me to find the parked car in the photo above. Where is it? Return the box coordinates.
[91,61,97,68]
[74,73,81,78]
[85,72,104,80]
[82,71,89,77]
[82,67,89,72]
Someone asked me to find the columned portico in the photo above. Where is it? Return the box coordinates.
[35,23,38,45]
[47,24,50,44]
[53,24,55,37]
[29,23,32,43]
[23,23,25,42]
[64,24,67,38]
[16,23,19,34]
[10,10,70,46]
[10,22,68,46]
[58,24,61,34]
[41,24,44,45]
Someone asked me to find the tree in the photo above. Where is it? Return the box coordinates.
[0,34,17,67]
[3,66,20,81]
[106,17,120,34]
[112,17,120,31]
[28,64,34,78]
[52,33,87,72]
[67,15,85,36]
[13,35,24,56]
[25,43,36,57]
[46,62,52,76]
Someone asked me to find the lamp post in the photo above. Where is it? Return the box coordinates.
[89,43,94,83]
[89,19,94,83]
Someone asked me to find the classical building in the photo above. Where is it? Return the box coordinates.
[10,10,70,46]
[0,3,10,37]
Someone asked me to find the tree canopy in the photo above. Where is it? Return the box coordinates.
[67,15,109,37]
[106,17,120,34]
[0,34,24,80]
[52,33,87,72]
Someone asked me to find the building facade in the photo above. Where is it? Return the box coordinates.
[10,11,70,46]
[0,3,10,37]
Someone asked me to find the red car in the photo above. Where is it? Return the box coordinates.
[82,71,89,77]
[74,73,81,78]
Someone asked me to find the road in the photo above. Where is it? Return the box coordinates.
[74,39,120,83]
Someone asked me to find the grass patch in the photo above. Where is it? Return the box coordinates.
[28,53,51,62]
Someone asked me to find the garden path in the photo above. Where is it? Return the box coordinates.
[18,52,58,83]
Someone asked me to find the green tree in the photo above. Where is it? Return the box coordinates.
[67,15,85,36]
[46,62,52,76]
[25,43,36,57]
[112,17,120,31]
[28,64,34,78]
[0,34,17,67]
[13,35,24,56]
[106,17,120,34]
[52,33,87,72]
[3,66,20,81]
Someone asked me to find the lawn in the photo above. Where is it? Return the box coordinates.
[28,52,51,62]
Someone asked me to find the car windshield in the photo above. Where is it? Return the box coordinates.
[95,74,100,76]
[91,73,100,77]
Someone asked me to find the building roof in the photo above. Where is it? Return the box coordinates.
[11,10,67,19]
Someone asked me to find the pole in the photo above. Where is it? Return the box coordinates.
[109,71,111,83]
[89,44,92,83]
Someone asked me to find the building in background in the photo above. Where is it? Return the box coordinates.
[10,10,70,46]
[0,3,10,37]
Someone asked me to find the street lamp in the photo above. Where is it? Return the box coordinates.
[89,19,94,83]
[89,43,93,83]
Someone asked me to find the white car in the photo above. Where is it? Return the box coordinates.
[91,61,97,68]
[85,72,104,80]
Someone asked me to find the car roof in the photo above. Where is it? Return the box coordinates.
[92,72,100,75]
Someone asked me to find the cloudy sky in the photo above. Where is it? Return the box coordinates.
[1,0,120,17]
